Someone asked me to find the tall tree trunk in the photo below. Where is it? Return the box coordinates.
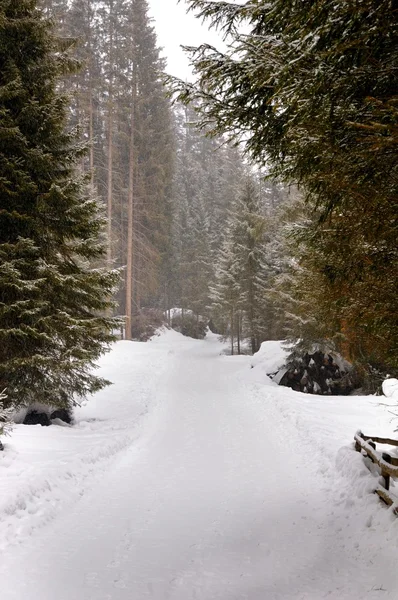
[106,3,114,267]
[89,92,94,186]
[248,259,257,354]
[230,307,234,355]
[237,310,241,355]
[125,84,136,340]
[106,108,113,266]
[88,1,94,187]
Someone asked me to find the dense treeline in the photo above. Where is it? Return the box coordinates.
[43,0,175,340]
[170,0,398,383]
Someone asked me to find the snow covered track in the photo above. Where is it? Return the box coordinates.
[1,331,398,599]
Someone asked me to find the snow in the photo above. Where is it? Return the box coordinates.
[383,378,398,400]
[167,307,195,318]
[249,339,289,376]
[1,331,398,599]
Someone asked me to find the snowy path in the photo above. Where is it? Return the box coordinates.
[2,332,398,599]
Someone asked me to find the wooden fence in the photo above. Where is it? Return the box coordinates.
[354,430,398,512]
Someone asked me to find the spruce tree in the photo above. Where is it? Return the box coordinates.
[0,0,119,410]
[210,227,241,354]
[211,176,270,354]
[234,177,269,353]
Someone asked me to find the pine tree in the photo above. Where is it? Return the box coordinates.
[234,177,270,353]
[0,0,119,410]
[210,175,271,354]
[210,227,241,354]
[121,0,175,334]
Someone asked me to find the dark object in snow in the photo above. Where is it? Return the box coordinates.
[50,409,72,424]
[0,439,3,451]
[23,410,51,426]
[274,350,355,396]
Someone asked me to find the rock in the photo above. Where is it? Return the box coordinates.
[23,410,51,426]
[0,439,4,451]
[50,409,72,424]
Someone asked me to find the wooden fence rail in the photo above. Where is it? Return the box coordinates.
[354,430,398,512]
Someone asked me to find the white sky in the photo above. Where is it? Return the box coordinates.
[148,0,226,80]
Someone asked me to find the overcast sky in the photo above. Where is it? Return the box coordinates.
[148,0,225,79]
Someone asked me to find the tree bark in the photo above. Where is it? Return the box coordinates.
[230,307,234,355]
[106,2,114,267]
[237,311,241,355]
[125,81,136,340]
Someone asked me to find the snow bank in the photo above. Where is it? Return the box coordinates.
[249,340,289,380]
[0,338,174,552]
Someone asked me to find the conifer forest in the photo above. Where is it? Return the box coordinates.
[1,1,398,598]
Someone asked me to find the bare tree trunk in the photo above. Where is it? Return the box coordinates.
[237,311,241,355]
[106,109,113,265]
[88,2,95,186]
[89,92,94,186]
[125,85,135,340]
[106,5,114,267]
[230,308,234,356]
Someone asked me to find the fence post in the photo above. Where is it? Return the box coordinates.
[367,441,376,463]
[382,453,392,491]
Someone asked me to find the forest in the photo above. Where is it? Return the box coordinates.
[0,0,397,434]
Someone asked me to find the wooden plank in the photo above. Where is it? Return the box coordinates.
[354,433,398,477]
[356,431,398,465]
[376,487,394,506]
[360,433,398,447]
[375,486,398,514]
